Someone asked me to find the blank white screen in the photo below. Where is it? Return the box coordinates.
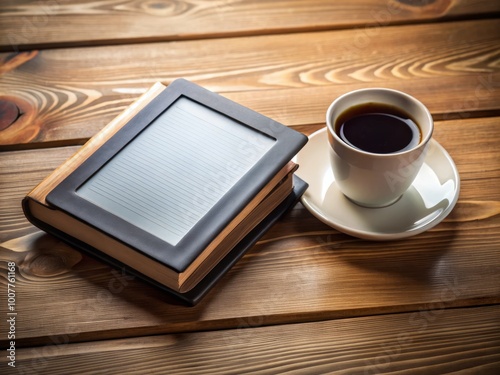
[77,97,275,245]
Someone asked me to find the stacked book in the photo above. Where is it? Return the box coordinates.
[23,79,308,305]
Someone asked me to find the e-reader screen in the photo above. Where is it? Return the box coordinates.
[76,97,276,246]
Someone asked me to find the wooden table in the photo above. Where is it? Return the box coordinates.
[1,1,499,373]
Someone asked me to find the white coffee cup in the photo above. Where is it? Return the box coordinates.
[326,88,433,207]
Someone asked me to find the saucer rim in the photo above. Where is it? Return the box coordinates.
[297,127,460,241]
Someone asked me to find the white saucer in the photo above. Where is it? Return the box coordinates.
[295,127,460,240]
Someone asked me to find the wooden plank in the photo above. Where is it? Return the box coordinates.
[0,116,498,346]
[1,0,499,51]
[12,305,500,374]
[1,19,499,148]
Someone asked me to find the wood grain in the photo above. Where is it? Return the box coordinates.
[0,1,499,372]
[1,0,499,51]
[13,305,500,374]
[1,115,498,346]
[1,19,499,147]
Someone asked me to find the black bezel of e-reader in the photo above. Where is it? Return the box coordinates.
[46,78,307,273]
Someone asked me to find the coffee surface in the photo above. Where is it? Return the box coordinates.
[335,103,421,154]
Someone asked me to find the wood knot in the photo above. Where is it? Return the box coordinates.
[141,0,190,16]
[0,95,40,145]
[19,235,82,278]
[0,100,21,131]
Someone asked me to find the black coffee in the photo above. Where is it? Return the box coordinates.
[335,103,421,154]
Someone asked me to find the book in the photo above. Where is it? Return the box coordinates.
[23,79,308,305]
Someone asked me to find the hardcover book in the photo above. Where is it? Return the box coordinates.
[23,79,308,305]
